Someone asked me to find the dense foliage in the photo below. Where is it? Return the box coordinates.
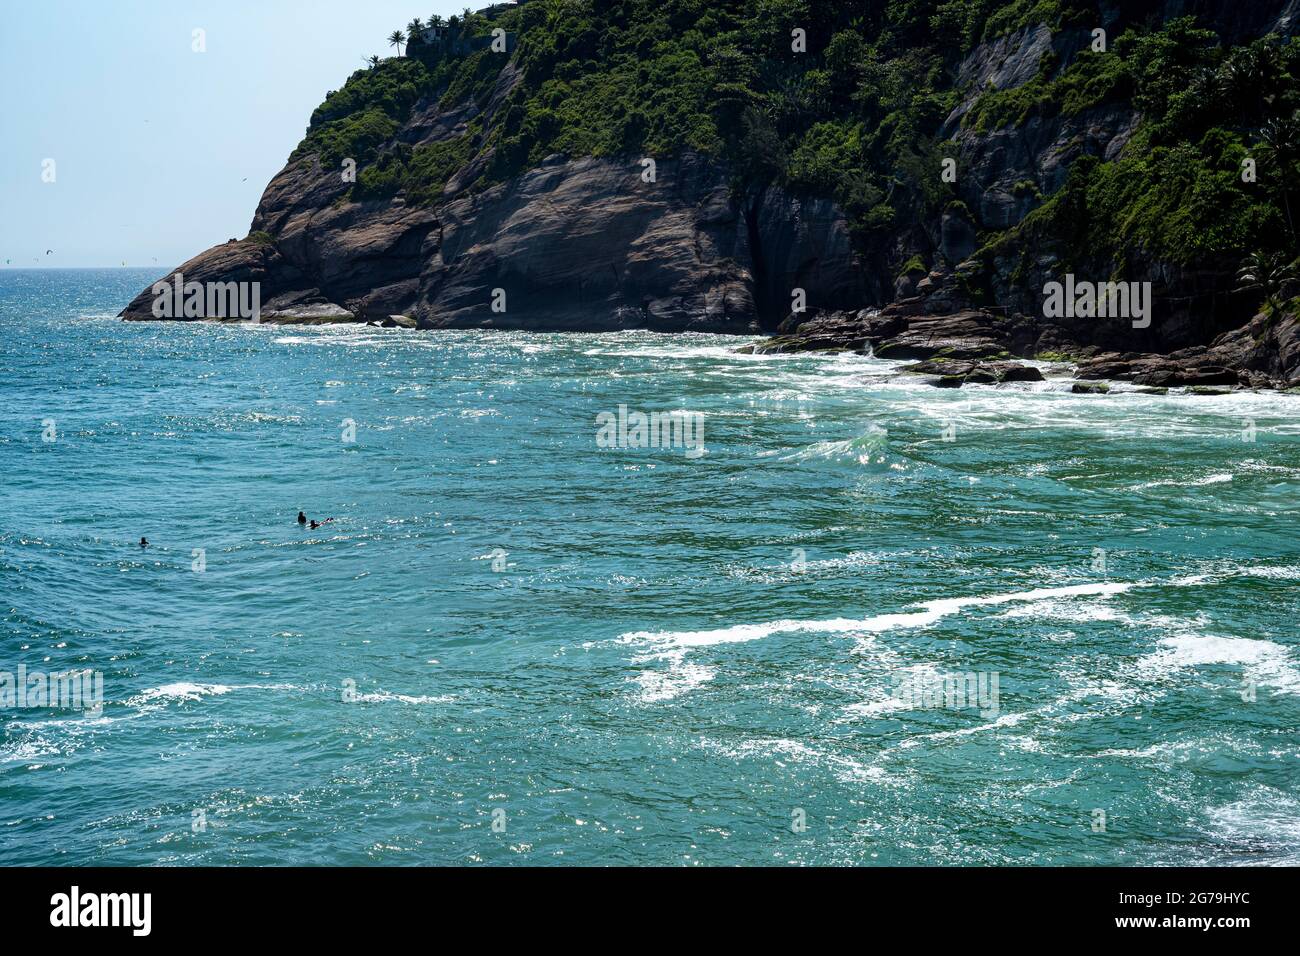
[988,21,1299,280]
[289,0,1299,306]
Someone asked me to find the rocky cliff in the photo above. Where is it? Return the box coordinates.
[120,0,1300,383]
[119,51,865,333]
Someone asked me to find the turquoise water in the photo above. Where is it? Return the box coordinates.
[2,268,1298,866]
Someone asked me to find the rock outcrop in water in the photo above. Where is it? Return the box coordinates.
[119,0,1300,386]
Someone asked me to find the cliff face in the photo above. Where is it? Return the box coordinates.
[121,0,1299,382]
[119,58,866,333]
[119,150,867,333]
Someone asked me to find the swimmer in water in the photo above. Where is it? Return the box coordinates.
[309,518,335,530]
[140,537,149,548]
[297,511,307,525]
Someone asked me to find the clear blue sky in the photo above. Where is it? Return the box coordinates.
[0,0,469,268]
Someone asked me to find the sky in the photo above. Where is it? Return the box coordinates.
[0,0,472,268]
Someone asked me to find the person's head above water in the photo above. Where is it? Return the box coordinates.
[140,537,148,547]
[310,520,320,529]
[297,511,306,524]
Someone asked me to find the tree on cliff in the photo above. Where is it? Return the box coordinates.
[387,30,405,56]
[1237,251,1300,316]
[1258,113,1300,239]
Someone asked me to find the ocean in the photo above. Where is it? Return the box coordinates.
[2,268,1297,865]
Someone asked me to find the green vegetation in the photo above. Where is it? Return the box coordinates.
[897,254,928,278]
[1238,250,1300,315]
[963,48,1129,131]
[981,21,1299,304]
[355,132,477,204]
[288,1,1298,313]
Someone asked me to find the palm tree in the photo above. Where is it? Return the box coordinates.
[1258,113,1300,238]
[1237,251,1299,315]
[407,18,426,45]
[428,15,445,29]
[1222,41,1281,113]
[365,54,380,69]
[388,29,406,55]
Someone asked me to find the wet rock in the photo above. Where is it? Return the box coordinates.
[906,358,1043,386]
[871,309,1010,360]
[260,303,357,324]
[1075,354,1243,388]
[754,309,873,353]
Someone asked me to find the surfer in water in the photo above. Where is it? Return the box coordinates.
[140,537,149,548]
[309,518,335,530]
[297,511,307,525]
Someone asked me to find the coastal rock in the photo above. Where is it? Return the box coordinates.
[119,238,304,322]
[870,308,1010,360]
[754,309,875,353]
[261,303,356,324]
[1065,307,1300,390]
[754,295,1021,366]
[121,145,865,333]
[1075,355,1241,387]
[902,358,1044,386]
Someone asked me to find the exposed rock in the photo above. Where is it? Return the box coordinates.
[261,303,356,324]
[119,238,301,321]
[1071,381,1110,394]
[1076,355,1241,387]
[989,361,1045,383]
[121,144,865,333]
[943,24,1055,132]
[940,206,978,265]
[902,357,1043,386]
[871,308,1010,360]
[755,312,865,353]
